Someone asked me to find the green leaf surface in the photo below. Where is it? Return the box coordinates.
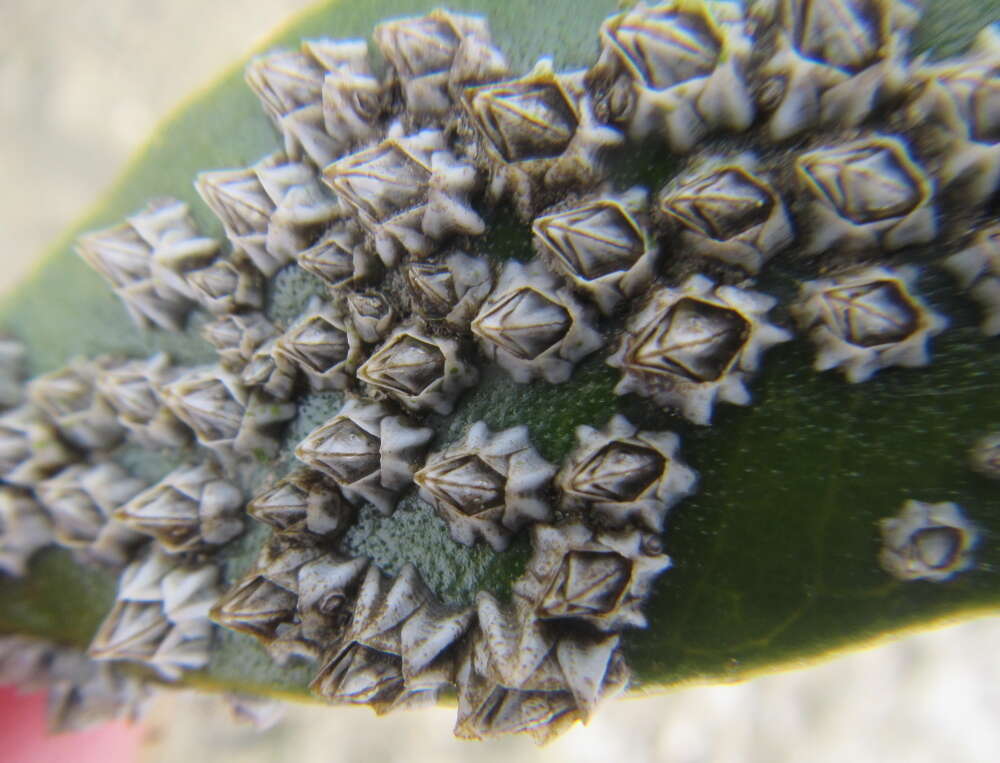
[2,0,1000,701]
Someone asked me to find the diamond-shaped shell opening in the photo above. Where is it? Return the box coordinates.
[822,280,919,347]
[569,442,666,503]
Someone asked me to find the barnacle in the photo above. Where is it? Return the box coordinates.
[96,353,191,449]
[247,468,356,538]
[879,500,979,582]
[969,432,1000,480]
[275,296,364,391]
[0,405,78,488]
[345,291,396,344]
[0,487,53,577]
[296,220,375,289]
[942,224,1000,336]
[28,357,124,451]
[202,313,278,372]
[404,250,493,328]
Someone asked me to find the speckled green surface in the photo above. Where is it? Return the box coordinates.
[1,0,999,699]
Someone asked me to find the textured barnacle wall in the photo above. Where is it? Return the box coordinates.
[3,0,1000,741]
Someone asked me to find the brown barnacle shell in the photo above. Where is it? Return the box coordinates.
[533,187,657,315]
[879,499,979,582]
[608,274,791,425]
[0,405,78,487]
[557,414,697,532]
[0,487,53,577]
[791,265,947,383]
[753,0,918,141]
[185,257,264,315]
[28,358,124,451]
[941,224,1000,336]
[323,125,485,266]
[589,0,755,151]
[462,58,622,218]
[414,421,555,551]
[346,292,396,344]
[296,220,375,289]
[794,135,937,255]
[113,462,243,553]
[96,353,191,449]
[247,468,356,538]
[35,462,146,566]
[0,338,25,410]
[201,313,277,372]
[472,260,603,384]
[274,296,364,391]
[357,323,477,414]
[404,251,492,330]
[295,397,433,515]
[241,337,298,401]
[657,154,793,274]
[373,9,508,118]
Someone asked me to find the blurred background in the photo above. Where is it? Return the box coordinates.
[2,1,999,761]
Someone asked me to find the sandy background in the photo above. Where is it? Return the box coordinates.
[2,2,999,761]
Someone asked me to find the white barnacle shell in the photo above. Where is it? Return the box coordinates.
[114,462,243,553]
[186,257,263,315]
[247,468,356,538]
[589,0,755,151]
[879,500,978,582]
[29,357,124,451]
[404,251,493,330]
[753,0,918,141]
[0,487,53,577]
[357,323,477,414]
[374,9,508,118]
[657,154,793,274]
[246,46,325,122]
[942,224,1000,336]
[346,292,396,345]
[463,58,622,218]
[201,313,277,372]
[89,599,172,665]
[275,297,364,391]
[96,354,191,449]
[557,414,697,532]
[313,40,385,160]
[241,337,298,401]
[296,220,375,289]
[794,135,937,255]
[533,187,657,315]
[36,462,146,567]
[472,260,603,384]
[608,274,791,425]
[414,421,555,551]
[323,126,485,266]
[0,405,78,487]
[295,397,433,515]
[791,265,947,383]
[0,338,25,410]
[969,432,1000,480]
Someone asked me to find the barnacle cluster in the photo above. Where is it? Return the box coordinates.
[2,0,999,743]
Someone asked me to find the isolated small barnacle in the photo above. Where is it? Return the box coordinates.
[296,220,375,289]
[462,58,622,217]
[275,297,364,391]
[185,257,264,315]
[0,487,53,577]
[295,397,433,515]
[794,135,937,255]
[323,126,485,266]
[969,432,1000,480]
[0,405,78,487]
[557,414,697,531]
[879,499,978,582]
[657,154,793,274]
[753,0,918,140]
[472,260,602,384]
[404,251,492,329]
[96,354,190,449]
[358,324,476,414]
[414,421,555,551]
[791,265,947,383]
[114,462,243,553]
[346,292,396,344]
[608,274,791,425]
[588,0,755,151]
[247,468,356,538]
[941,224,1000,336]
[0,338,25,410]
[202,313,277,372]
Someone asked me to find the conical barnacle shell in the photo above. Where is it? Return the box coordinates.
[794,134,937,255]
[296,553,370,646]
[296,220,375,289]
[533,187,657,314]
[29,357,124,451]
[608,274,791,425]
[414,421,555,551]
[275,297,364,391]
[241,337,298,401]
[657,154,793,274]
[404,251,492,329]
[0,487,53,577]
[114,462,243,553]
[589,0,755,151]
[513,523,670,632]
[247,468,356,538]
[754,0,918,141]
[357,324,477,414]
[374,9,508,118]
[295,397,433,515]
[942,224,1000,336]
[472,260,603,384]
[462,58,622,218]
[314,40,385,160]
[96,354,191,449]
[346,292,396,344]
[201,313,277,372]
[246,47,325,122]
[969,432,1000,480]
[186,257,264,315]
[791,265,947,383]
[90,599,172,663]
[0,338,25,409]
[323,126,485,266]
[36,462,146,566]
[557,414,697,532]
[879,500,979,582]
[0,405,78,487]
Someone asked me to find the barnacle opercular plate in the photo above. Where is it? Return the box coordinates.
[247,468,355,538]
[404,251,493,329]
[275,297,364,391]
[879,500,979,582]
